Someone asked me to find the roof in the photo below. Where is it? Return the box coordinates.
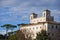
[44,9,50,12]
[20,21,60,27]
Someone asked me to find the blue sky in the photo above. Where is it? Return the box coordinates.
[0,0,60,34]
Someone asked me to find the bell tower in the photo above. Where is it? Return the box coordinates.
[43,9,51,17]
[42,9,54,21]
[30,13,37,20]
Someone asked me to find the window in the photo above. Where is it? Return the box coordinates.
[30,28,31,30]
[40,27,41,28]
[31,17,32,19]
[36,27,38,29]
[52,33,54,36]
[37,20,38,21]
[32,34,35,37]
[33,27,34,29]
[34,20,35,22]
[44,13,45,17]
[40,19,42,21]
[45,25,46,27]
[48,33,50,35]
[44,19,45,20]
[56,25,57,29]
[52,25,54,28]
[48,26,49,29]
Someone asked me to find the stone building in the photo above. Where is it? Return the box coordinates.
[20,9,60,40]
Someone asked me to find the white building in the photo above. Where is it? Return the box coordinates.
[20,9,60,40]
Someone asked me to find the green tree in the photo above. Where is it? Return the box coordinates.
[9,24,17,35]
[9,33,17,40]
[36,30,50,40]
[1,24,17,40]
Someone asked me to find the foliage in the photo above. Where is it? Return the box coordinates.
[0,24,17,40]
[0,34,4,39]
[36,30,50,40]
[9,34,17,40]
[1,24,16,29]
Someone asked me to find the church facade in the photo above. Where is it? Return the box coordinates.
[20,9,60,40]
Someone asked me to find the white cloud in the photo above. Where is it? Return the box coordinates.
[51,10,60,17]
[50,9,60,22]
[0,30,6,35]
[0,30,13,35]
[0,0,60,35]
[0,0,57,7]
[0,0,19,7]
[0,0,60,22]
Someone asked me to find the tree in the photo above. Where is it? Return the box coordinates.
[0,34,4,39]
[9,24,17,35]
[36,30,50,40]
[9,32,18,40]
[1,24,17,40]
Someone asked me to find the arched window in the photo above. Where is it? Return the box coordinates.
[36,27,38,29]
[52,25,54,29]
[56,25,57,29]
[44,13,45,17]
[40,26,41,29]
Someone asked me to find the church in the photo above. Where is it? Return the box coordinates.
[20,9,60,40]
